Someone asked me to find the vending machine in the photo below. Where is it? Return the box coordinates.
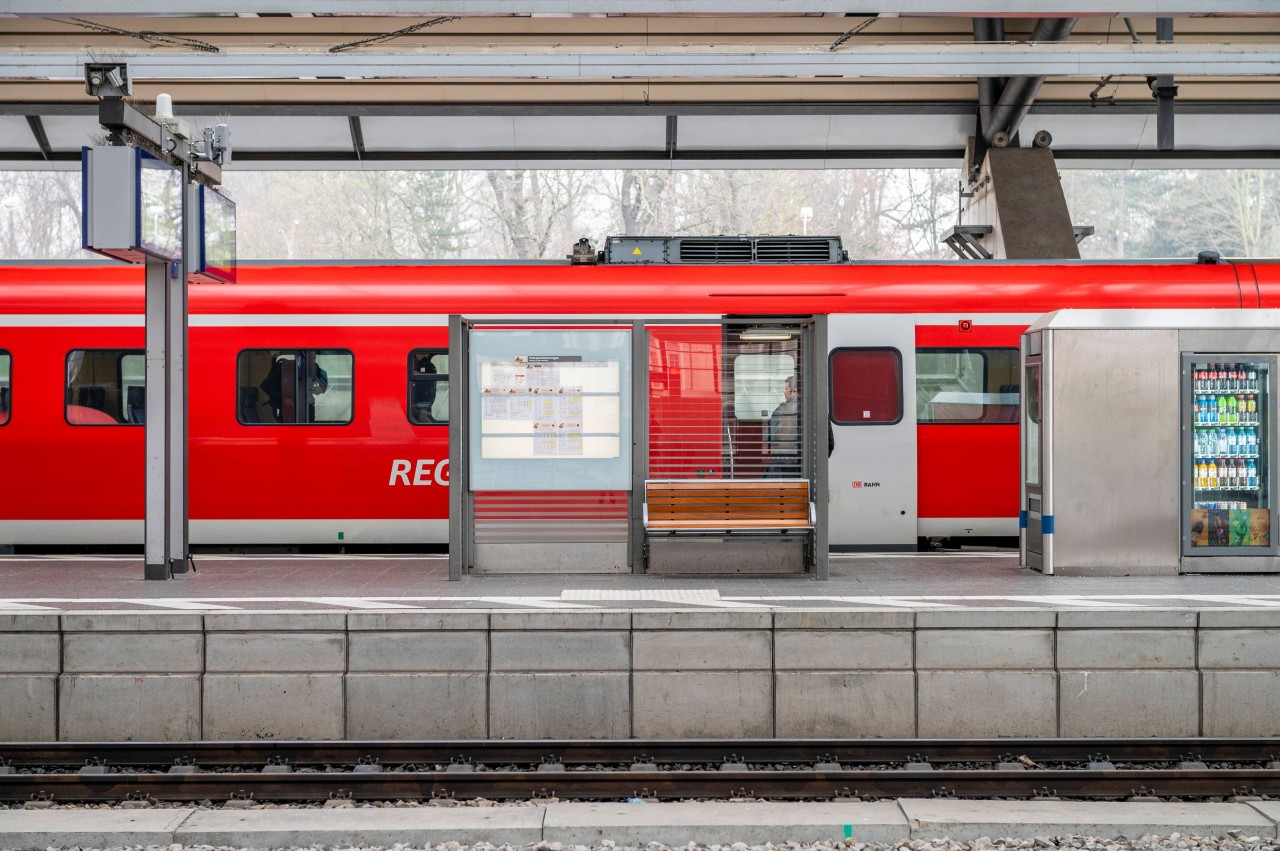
[1183,357,1276,566]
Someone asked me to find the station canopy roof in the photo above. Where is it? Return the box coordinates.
[2,2,1279,170]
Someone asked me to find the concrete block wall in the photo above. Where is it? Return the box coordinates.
[2,608,1280,740]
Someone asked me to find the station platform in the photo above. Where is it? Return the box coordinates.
[2,551,1279,744]
[5,550,1280,612]
[2,799,1279,849]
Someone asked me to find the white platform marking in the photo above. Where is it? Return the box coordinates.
[0,601,58,611]
[1171,595,1280,607]
[563,589,772,608]
[475,597,597,609]
[295,597,428,610]
[1000,595,1146,608]
[125,600,243,610]
[827,596,959,608]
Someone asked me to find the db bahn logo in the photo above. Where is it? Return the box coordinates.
[851,480,881,489]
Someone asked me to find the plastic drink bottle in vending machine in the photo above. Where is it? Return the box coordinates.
[1209,459,1219,488]
[1248,429,1258,456]
[1228,428,1238,456]
[1248,459,1259,490]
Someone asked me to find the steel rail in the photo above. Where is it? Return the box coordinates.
[3,739,1279,769]
[2,769,1280,804]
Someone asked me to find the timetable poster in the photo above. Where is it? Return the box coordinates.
[480,354,613,459]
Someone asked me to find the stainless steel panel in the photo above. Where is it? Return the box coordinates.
[1180,330,1280,353]
[1181,555,1280,573]
[1051,329,1182,573]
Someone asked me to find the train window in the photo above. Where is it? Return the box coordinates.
[916,348,1019,424]
[0,350,9,426]
[408,349,449,425]
[237,349,354,425]
[830,348,902,425]
[732,353,796,421]
[65,350,144,426]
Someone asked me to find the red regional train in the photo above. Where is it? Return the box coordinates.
[1,249,1276,553]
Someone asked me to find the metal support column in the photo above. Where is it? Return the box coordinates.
[1153,18,1177,151]
[447,314,469,580]
[143,256,171,580]
[167,174,194,576]
[811,316,830,580]
[629,319,647,573]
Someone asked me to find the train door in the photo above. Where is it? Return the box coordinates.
[827,314,918,550]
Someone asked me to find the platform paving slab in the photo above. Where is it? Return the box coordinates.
[0,807,196,851]
[897,799,1277,842]
[543,801,909,846]
[172,806,545,847]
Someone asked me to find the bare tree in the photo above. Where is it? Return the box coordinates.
[619,170,670,234]
[474,170,584,259]
[0,171,85,259]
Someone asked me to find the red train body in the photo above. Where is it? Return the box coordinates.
[0,259,1271,550]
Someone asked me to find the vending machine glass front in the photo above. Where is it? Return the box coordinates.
[1184,356,1275,555]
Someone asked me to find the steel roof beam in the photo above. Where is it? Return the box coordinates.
[25,115,53,160]
[6,45,1280,80]
[1,1,1274,14]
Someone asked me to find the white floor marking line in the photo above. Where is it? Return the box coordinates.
[562,589,772,609]
[475,597,598,609]
[294,597,428,610]
[125,600,244,610]
[0,601,58,611]
[1000,595,1146,608]
[1168,595,1280,607]
[828,596,959,608]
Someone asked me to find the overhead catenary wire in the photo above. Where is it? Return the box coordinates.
[329,17,459,53]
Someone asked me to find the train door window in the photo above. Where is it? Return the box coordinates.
[0,350,9,426]
[830,347,902,425]
[733,353,795,421]
[65,349,144,426]
[916,348,1019,424]
[237,349,354,425]
[408,349,449,425]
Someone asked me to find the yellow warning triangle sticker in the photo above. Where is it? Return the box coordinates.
[632,247,642,255]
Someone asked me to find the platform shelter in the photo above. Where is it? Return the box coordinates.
[447,316,828,578]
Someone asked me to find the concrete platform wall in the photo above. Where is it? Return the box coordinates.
[2,608,1278,741]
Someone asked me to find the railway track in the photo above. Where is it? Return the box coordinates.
[3,739,1279,804]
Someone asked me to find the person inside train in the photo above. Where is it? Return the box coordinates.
[260,353,328,424]
[764,375,802,478]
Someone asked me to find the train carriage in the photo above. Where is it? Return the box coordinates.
[0,253,1270,552]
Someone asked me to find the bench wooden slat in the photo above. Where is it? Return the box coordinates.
[647,519,808,530]
[643,478,813,532]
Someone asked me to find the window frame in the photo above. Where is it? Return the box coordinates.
[64,348,145,427]
[915,345,1020,426]
[828,346,904,426]
[235,347,356,426]
[0,349,9,427]
[407,348,449,426]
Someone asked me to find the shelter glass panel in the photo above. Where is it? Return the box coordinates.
[469,327,631,491]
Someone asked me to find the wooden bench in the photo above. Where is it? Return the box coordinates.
[643,479,814,534]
